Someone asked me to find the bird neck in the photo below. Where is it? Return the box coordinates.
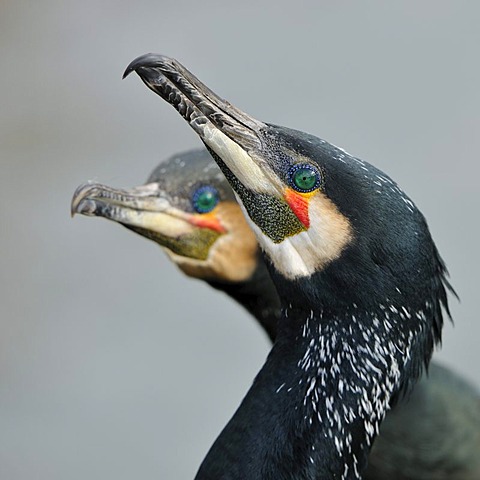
[207,259,280,342]
[195,301,425,480]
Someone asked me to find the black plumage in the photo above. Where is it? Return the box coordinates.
[121,53,473,478]
[73,146,479,478]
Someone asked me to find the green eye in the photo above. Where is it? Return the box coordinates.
[192,186,219,213]
[288,164,321,193]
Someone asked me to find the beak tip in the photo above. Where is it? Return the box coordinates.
[70,196,81,218]
[70,197,81,217]
[122,64,134,79]
[71,182,96,218]
[71,196,79,218]
[123,53,174,79]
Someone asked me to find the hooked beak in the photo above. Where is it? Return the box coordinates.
[71,181,224,260]
[72,181,186,231]
[123,54,279,196]
[123,54,306,243]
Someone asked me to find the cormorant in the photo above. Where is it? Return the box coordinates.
[71,149,280,340]
[72,149,480,479]
[121,54,473,479]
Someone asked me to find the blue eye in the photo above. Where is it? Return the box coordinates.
[287,164,321,193]
[192,186,219,213]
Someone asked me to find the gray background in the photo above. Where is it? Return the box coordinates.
[1,1,478,478]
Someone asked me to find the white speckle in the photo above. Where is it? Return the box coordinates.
[291,300,427,478]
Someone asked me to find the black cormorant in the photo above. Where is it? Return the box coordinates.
[72,148,479,479]
[121,54,476,479]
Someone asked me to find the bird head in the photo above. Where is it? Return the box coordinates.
[121,55,456,473]
[71,149,259,283]
[123,54,451,320]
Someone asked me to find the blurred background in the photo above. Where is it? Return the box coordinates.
[1,1,478,478]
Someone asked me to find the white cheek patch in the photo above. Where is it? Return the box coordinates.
[164,202,259,283]
[199,124,353,279]
[238,194,353,280]
[203,125,279,194]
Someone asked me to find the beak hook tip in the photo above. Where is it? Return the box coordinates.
[123,53,174,80]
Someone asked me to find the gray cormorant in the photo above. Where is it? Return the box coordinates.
[121,53,478,479]
[72,148,479,479]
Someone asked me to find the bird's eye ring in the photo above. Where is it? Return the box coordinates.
[288,164,321,193]
[192,185,219,213]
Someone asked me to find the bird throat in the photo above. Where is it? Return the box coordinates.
[205,146,306,243]
[126,225,221,260]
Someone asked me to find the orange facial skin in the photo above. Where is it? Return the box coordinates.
[284,188,315,228]
[189,211,227,233]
